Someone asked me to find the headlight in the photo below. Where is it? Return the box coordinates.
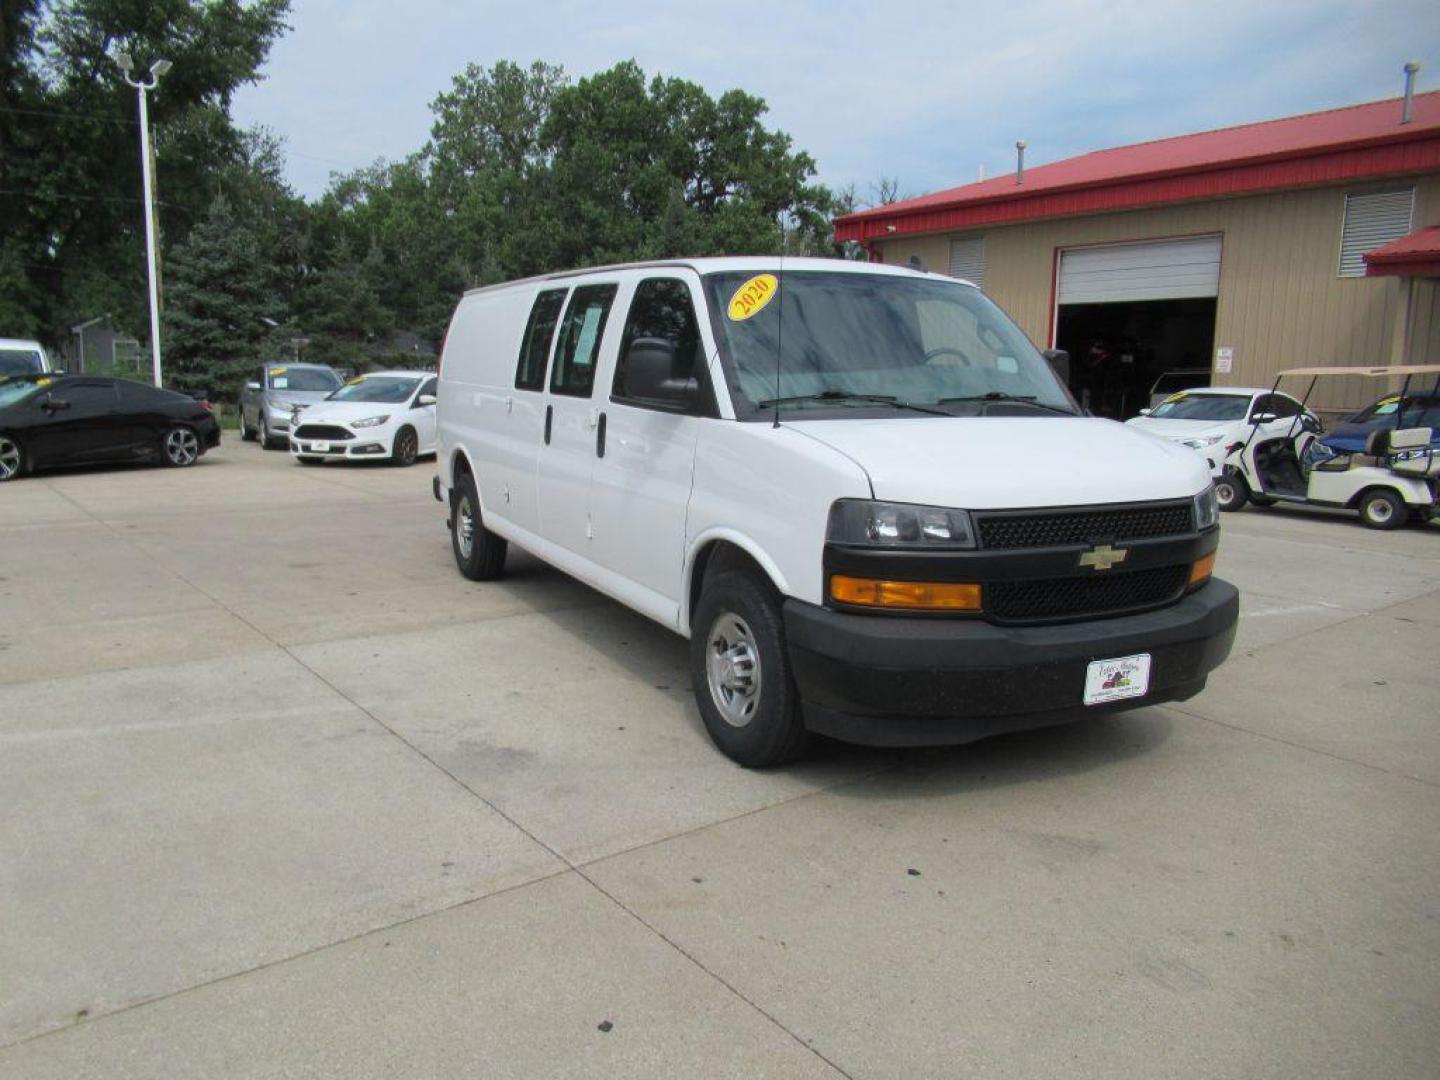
[1180,434,1224,449]
[827,499,976,549]
[351,415,390,428]
[1192,485,1219,531]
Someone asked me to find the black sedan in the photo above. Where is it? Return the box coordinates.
[0,373,220,481]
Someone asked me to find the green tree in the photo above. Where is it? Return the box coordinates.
[0,0,290,347]
[163,194,272,393]
[291,236,391,369]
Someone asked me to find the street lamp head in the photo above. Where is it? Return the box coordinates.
[150,59,172,79]
[116,51,134,76]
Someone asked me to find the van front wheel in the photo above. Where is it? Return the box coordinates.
[451,472,507,580]
[690,570,808,768]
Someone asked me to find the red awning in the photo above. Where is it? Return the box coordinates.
[1363,225,1440,278]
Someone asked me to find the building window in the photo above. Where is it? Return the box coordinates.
[948,236,985,287]
[1338,189,1413,277]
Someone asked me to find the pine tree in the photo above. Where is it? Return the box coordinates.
[163,195,273,394]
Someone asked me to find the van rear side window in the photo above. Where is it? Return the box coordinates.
[515,289,567,391]
[551,284,618,398]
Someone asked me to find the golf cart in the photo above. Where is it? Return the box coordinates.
[1216,365,1440,529]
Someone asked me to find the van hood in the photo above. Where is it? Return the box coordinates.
[787,416,1211,509]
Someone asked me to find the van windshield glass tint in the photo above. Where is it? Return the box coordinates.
[701,271,1072,417]
[1148,395,1249,421]
[328,376,421,403]
[0,349,44,375]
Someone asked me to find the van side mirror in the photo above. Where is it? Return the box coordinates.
[1137,407,1152,416]
[416,394,437,407]
[42,395,70,413]
[1251,412,1277,425]
[245,380,261,391]
[1042,348,1070,385]
[623,337,698,410]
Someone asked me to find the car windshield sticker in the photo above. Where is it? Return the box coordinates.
[573,305,603,367]
[35,377,52,387]
[727,274,778,321]
[1163,392,1187,403]
[272,377,288,389]
[347,375,366,385]
[269,367,287,375]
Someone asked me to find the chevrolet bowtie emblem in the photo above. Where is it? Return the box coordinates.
[1078,543,1128,571]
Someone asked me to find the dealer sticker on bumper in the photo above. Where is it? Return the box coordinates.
[1084,653,1151,706]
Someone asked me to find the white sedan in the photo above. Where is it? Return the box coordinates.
[289,371,438,466]
[1126,386,1316,477]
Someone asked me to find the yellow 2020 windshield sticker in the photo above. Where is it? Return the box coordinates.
[727,274,778,321]
[269,366,287,376]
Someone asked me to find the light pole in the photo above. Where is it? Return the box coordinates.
[116,52,171,388]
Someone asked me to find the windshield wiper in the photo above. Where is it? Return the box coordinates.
[756,390,951,416]
[937,392,1077,416]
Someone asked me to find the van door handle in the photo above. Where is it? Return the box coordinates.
[596,412,607,458]
[544,404,553,445]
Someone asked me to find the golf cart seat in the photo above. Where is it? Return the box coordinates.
[1368,427,1440,477]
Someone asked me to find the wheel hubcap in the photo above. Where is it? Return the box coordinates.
[456,497,475,558]
[0,438,20,480]
[706,612,762,728]
[166,429,198,465]
[1370,500,1393,523]
[1216,481,1235,504]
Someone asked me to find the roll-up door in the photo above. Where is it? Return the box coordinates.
[1058,236,1222,305]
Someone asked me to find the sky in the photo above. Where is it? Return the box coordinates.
[231,0,1440,204]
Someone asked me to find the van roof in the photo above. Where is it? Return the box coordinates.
[0,338,45,349]
[462,256,948,297]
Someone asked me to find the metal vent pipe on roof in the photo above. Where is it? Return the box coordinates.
[1402,61,1420,124]
[1015,140,1026,185]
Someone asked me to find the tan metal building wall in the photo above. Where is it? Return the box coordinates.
[875,175,1440,410]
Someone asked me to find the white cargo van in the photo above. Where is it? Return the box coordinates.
[435,258,1237,766]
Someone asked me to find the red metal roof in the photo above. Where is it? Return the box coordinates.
[835,91,1440,243]
[1364,224,1440,277]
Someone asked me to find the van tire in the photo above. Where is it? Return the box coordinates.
[1358,488,1406,530]
[690,569,808,768]
[1214,473,1248,512]
[451,471,507,580]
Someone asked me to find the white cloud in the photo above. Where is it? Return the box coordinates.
[230,0,1440,199]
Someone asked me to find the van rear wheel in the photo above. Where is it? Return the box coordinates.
[451,471,507,580]
[689,569,808,768]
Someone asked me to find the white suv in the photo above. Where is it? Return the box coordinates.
[434,258,1238,766]
[0,338,53,377]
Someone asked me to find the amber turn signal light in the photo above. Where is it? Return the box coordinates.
[1189,552,1216,587]
[830,575,982,611]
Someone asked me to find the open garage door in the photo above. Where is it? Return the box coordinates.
[1056,236,1222,418]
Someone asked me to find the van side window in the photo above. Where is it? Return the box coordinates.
[613,278,703,401]
[515,289,567,391]
[551,284,618,398]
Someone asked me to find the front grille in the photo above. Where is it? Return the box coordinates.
[988,565,1190,622]
[293,424,354,441]
[977,502,1193,549]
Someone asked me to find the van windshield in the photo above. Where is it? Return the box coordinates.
[701,270,1074,418]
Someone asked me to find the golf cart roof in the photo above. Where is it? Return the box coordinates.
[1278,364,1440,378]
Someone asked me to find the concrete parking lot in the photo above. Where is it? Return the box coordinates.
[1,443,1437,1079]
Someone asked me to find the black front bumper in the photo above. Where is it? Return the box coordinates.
[783,578,1238,747]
